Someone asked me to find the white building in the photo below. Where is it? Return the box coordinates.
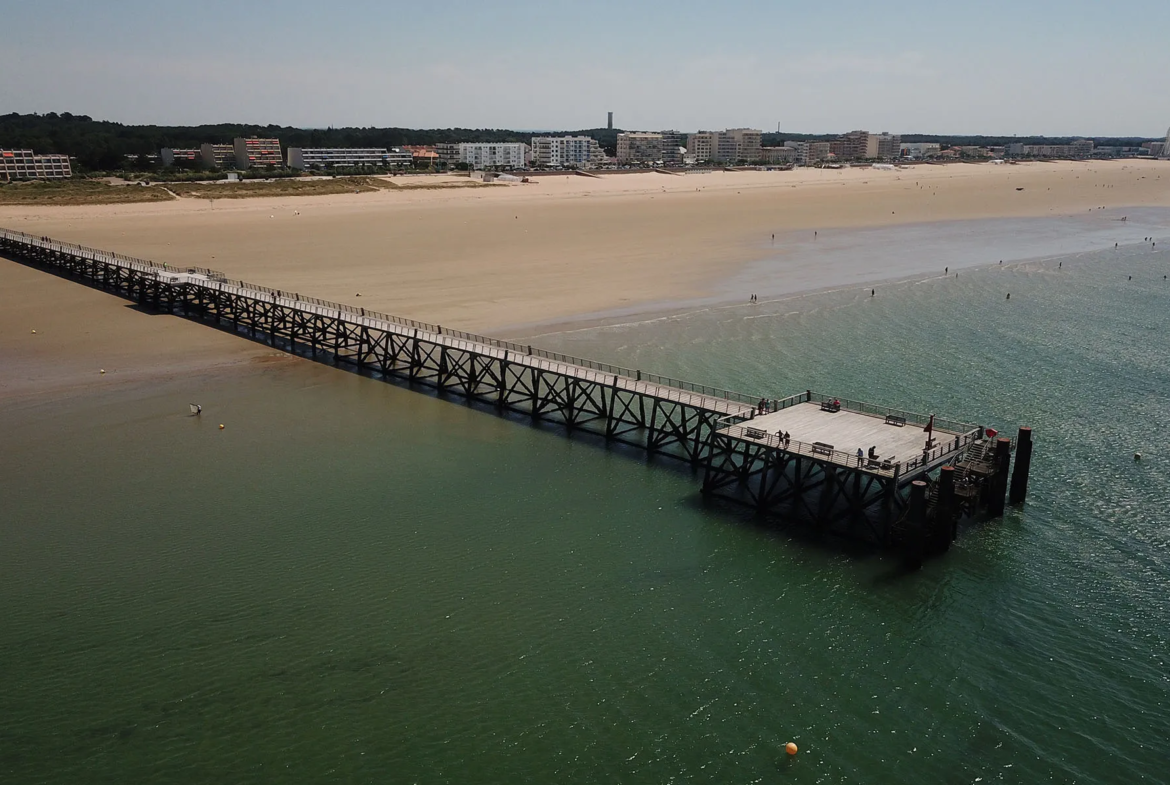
[458,143,529,169]
[0,149,72,181]
[1162,127,1170,159]
[530,136,605,168]
[899,142,941,159]
[287,147,407,169]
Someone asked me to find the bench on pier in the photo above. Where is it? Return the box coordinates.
[811,441,835,457]
[868,455,895,471]
[820,400,841,413]
[884,414,907,427]
[744,427,768,440]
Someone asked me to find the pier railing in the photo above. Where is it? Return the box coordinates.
[716,417,980,479]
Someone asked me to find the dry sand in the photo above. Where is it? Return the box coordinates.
[2,160,1168,341]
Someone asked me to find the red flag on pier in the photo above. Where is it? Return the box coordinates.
[924,414,934,435]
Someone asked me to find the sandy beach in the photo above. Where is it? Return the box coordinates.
[2,160,1169,392]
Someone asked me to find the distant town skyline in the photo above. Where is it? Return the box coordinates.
[2,0,1168,137]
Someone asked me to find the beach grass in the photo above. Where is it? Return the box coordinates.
[0,180,176,206]
[166,177,389,199]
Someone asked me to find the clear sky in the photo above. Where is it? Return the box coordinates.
[3,0,1168,136]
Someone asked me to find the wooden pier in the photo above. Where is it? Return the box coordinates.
[0,227,1031,552]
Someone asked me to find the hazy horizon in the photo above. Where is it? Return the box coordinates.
[2,0,1168,138]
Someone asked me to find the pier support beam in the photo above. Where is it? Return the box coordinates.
[1009,427,1033,505]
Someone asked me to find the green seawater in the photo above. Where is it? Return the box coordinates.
[2,238,1169,783]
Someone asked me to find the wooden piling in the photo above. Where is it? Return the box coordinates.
[987,437,1013,517]
[905,480,928,567]
[1009,427,1033,505]
[933,465,957,553]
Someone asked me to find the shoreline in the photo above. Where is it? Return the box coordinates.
[496,206,1170,338]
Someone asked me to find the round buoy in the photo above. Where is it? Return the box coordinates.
[785,742,798,756]
[1134,452,1142,461]
[99,369,106,374]
[219,424,225,430]
[31,329,36,334]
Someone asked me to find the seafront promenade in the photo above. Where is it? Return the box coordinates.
[0,227,1025,549]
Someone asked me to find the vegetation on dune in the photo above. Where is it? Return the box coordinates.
[0,179,174,205]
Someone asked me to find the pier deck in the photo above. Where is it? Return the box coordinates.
[724,402,968,478]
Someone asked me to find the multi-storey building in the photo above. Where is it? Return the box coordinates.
[530,136,605,168]
[807,142,831,163]
[686,129,763,163]
[200,143,236,169]
[723,128,762,162]
[435,143,461,166]
[1148,141,1166,158]
[687,132,717,162]
[834,130,871,160]
[616,132,664,164]
[458,143,529,169]
[0,149,72,181]
[1008,142,1094,159]
[287,148,402,169]
[872,132,901,159]
[233,137,283,169]
[760,146,796,164]
[387,148,413,167]
[658,131,684,166]
[160,148,200,167]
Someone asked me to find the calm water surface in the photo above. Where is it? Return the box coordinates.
[2,239,1169,783]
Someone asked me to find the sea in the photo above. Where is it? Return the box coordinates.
[2,211,1169,784]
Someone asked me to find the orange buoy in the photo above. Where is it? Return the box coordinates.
[786,742,798,756]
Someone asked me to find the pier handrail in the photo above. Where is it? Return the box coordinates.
[807,391,977,436]
[718,421,981,479]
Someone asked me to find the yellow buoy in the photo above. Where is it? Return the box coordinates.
[99,369,106,374]
[786,742,798,756]
[31,329,37,334]
[219,424,225,430]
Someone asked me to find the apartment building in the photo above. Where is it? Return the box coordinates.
[233,137,283,169]
[435,143,461,166]
[834,130,871,160]
[530,136,605,167]
[760,146,796,164]
[287,147,403,169]
[872,132,901,159]
[200,143,236,169]
[1007,141,1094,159]
[0,149,72,181]
[458,142,529,169]
[616,132,664,164]
[687,132,717,162]
[686,129,763,163]
[160,148,200,167]
[659,131,684,166]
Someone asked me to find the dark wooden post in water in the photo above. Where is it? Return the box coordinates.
[987,437,1013,517]
[932,465,957,553]
[905,480,929,567]
[1009,427,1033,505]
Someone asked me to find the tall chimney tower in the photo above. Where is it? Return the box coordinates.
[607,112,613,130]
